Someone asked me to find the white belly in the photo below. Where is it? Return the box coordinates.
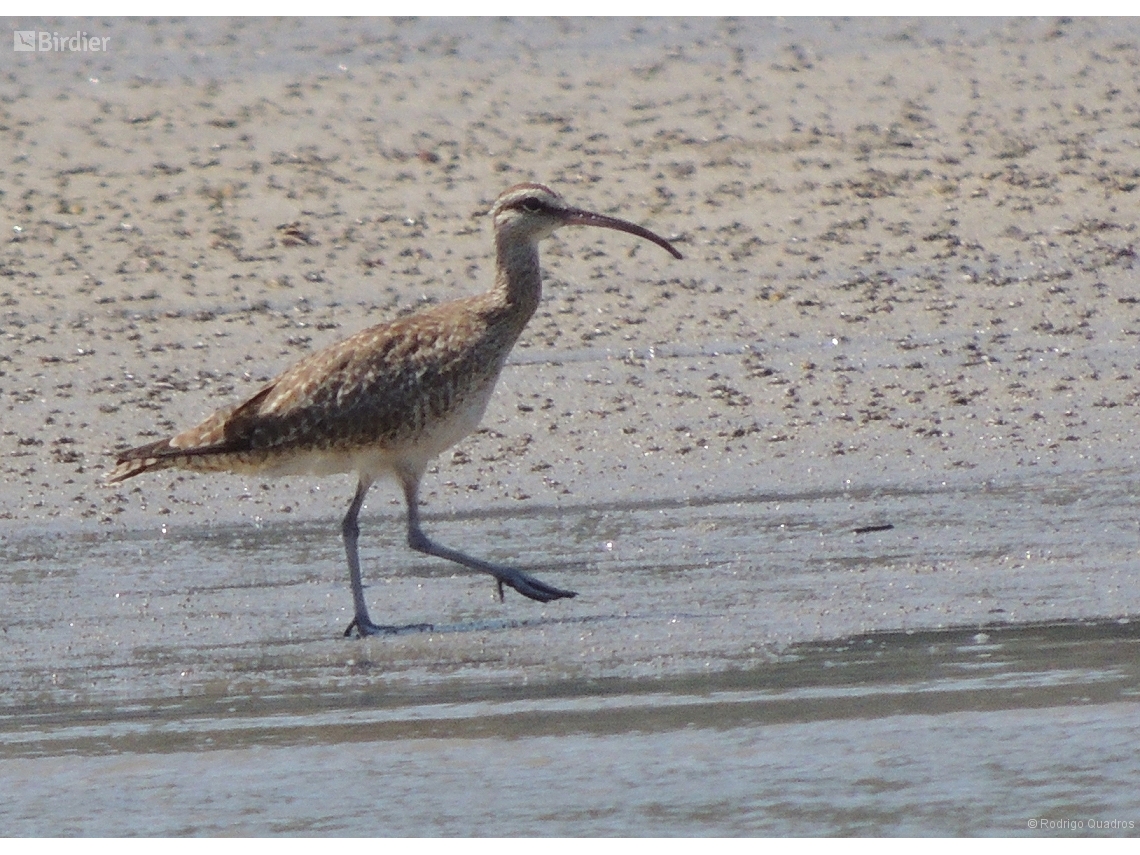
[252,379,496,483]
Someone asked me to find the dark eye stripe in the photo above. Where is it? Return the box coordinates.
[507,196,550,214]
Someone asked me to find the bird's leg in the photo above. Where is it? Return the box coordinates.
[342,478,433,638]
[401,475,577,603]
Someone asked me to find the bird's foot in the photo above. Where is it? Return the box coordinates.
[406,525,576,605]
[498,568,577,604]
[344,615,434,638]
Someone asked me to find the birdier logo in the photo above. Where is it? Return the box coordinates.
[13,30,110,52]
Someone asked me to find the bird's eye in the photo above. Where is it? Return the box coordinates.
[520,198,543,213]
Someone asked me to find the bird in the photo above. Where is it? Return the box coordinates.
[107,182,683,637]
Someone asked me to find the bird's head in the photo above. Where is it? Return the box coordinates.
[490,183,682,259]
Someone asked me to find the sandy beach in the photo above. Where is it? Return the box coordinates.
[2,17,1140,835]
[2,16,1137,528]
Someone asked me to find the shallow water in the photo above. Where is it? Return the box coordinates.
[3,475,1140,835]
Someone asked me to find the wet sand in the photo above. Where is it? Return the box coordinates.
[2,17,1140,835]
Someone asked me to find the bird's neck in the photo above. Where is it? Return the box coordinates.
[492,233,544,329]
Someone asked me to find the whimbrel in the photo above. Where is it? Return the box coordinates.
[107,183,682,637]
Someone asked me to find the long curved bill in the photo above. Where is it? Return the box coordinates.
[560,207,683,259]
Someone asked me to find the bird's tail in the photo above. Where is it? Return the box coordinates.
[105,438,179,484]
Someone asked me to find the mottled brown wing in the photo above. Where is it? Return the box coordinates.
[108,295,512,481]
